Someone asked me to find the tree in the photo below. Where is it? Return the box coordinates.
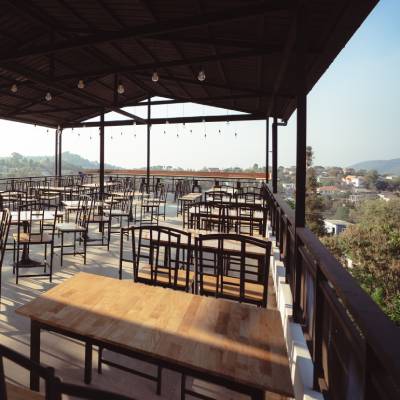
[305,147,326,236]
[323,199,400,324]
[365,169,379,189]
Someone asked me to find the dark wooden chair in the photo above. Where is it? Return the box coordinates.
[0,343,135,400]
[195,233,271,307]
[12,206,57,284]
[0,209,12,302]
[56,195,88,266]
[133,225,193,291]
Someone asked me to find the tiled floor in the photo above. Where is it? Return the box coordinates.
[0,199,283,399]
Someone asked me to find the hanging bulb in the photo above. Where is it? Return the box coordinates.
[163,129,166,135]
[190,129,192,133]
[45,92,52,101]
[78,132,80,137]
[198,68,206,82]
[177,133,179,138]
[235,132,238,138]
[111,135,113,140]
[77,79,85,89]
[204,133,207,139]
[226,120,230,125]
[46,129,49,133]
[90,136,92,140]
[218,129,221,134]
[152,71,159,82]
[120,131,123,136]
[117,83,125,94]
[11,83,18,93]
[134,133,136,138]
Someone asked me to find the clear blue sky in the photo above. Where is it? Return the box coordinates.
[0,0,398,169]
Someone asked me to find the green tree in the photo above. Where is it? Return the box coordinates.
[305,147,326,236]
[323,199,400,324]
[365,169,379,189]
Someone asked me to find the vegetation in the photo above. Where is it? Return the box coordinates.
[306,147,326,236]
[323,199,400,325]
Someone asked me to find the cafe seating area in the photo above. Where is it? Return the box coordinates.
[0,174,295,400]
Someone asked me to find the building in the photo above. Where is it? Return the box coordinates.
[324,219,352,235]
[343,175,366,188]
[317,185,341,195]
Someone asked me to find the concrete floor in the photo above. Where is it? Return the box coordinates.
[0,198,284,399]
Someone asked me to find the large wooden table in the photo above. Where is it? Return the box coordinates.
[16,272,293,399]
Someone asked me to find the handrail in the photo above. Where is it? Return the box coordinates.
[264,182,400,396]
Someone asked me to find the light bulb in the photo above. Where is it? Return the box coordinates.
[218,129,221,134]
[235,132,238,138]
[77,79,85,89]
[163,130,166,134]
[152,71,159,82]
[11,83,18,93]
[45,92,52,101]
[198,69,206,81]
[117,83,125,94]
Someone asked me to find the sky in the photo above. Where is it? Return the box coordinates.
[0,0,398,170]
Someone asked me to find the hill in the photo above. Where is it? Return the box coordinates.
[350,158,400,175]
[0,152,121,178]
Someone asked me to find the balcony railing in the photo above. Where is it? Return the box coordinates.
[264,183,400,399]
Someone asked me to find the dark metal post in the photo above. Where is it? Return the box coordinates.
[293,6,307,327]
[265,118,269,183]
[272,117,278,193]
[58,128,62,181]
[99,112,105,200]
[146,97,151,193]
[54,129,58,177]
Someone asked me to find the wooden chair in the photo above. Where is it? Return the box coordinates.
[195,233,271,307]
[0,343,56,400]
[0,209,12,302]
[132,225,193,292]
[0,344,135,400]
[12,206,57,284]
[189,201,226,232]
[55,196,88,266]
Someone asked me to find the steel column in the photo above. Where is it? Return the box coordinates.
[265,118,269,183]
[58,128,62,180]
[99,113,105,200]
[272,118,278,193]
[54,130,58,176]
[146,97,151,194]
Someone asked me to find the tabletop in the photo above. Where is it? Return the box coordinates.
[178,193,203,201]
[16,272,293,397]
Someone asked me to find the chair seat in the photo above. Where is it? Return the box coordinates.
[13,232,52,244]
[138,264,194,289]
[201,275,264,302]
[6,382,44,400]
[56,222,86,233]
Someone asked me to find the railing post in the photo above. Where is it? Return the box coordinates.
[99,112,105,200]
[58,127,62,182]
[272,118,278,193]
[54,129,58,177]
[294,5,307,322]
[146,97,151,194]
[265,118,269,183]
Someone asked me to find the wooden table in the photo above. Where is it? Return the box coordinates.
[177,192,203,227]
[17,272,293,399]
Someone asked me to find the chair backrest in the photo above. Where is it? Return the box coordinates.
[195,233,271,307]
[205,190,232,203]
[0,209,11,267]
[133,225,191,289]
[189,201,226,232]
[0,343,56,400]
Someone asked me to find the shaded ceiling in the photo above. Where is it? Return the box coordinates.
[0,0,378,128]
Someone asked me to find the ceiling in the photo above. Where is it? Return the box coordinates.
[0,0,379,128]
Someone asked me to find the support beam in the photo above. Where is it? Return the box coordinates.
[272,118,278,193]
[54,130,58,176]
[58,128,62,180]
[265,118,269,183]
[99,112,105,200]
[146,97,151,193]
[64,113,266,128]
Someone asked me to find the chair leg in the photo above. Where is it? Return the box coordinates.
[97,346,103,374]
[156,366,162,395]
[49,244,54,283]
[60,232,64,267]
[181,374,186,400]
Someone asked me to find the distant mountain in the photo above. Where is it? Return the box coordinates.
[350,158,400,175]
[29,151,121,171]
[0,152,121,178]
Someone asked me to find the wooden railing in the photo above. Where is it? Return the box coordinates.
[264,183,400,399]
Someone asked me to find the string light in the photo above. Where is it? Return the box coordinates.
[198,68,206,82]
[77,79,85,89]
[117,83,125,94]
[45,92,52,101]
[152,71,159,82]
[11,83,18,93]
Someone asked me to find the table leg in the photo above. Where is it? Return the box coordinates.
[84,342,92,384]
[30,320,41,391]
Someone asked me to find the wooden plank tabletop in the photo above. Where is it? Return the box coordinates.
[16,272,293,397]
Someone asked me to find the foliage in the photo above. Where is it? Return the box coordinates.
[323,199,400,325]
[305,147,326,236]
